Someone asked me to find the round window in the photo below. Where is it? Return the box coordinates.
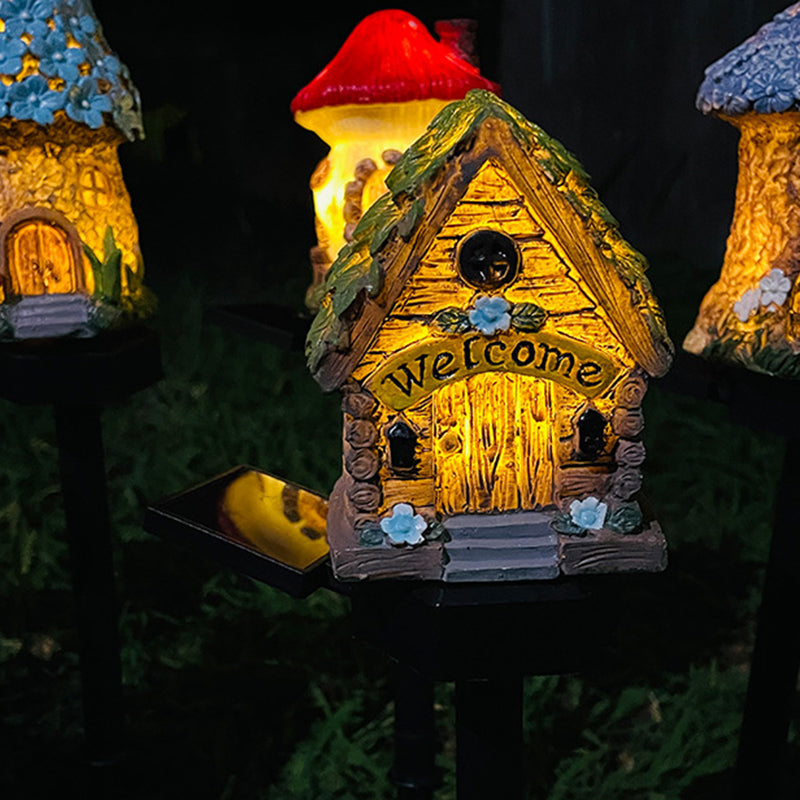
[456,229,520,290]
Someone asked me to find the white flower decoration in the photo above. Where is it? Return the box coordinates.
[759,268,792,308]
[733,287,762,322]
[568,496,608,531]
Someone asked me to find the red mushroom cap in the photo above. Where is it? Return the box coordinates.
[290,9,501,114]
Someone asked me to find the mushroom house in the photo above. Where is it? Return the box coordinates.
[684,2,800,378]
[0,0,152,341]
[291,9,500,309]
[306,90,674,583]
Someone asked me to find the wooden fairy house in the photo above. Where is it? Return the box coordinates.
[684,2,800,377]
[306,90,674,582]
[291,9,500,309]
[0,0,152,340]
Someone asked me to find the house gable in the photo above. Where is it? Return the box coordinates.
[306,90,673,391]
[352,158,635,399]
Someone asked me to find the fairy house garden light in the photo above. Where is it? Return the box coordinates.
[684,2,800,377]
[306,90,674,582]
[0,0,152,340]
[291,8,500,309]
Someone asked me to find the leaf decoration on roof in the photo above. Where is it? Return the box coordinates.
[306,89,672,377]
[305,194,402,372]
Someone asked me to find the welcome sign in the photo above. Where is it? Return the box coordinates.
[369,330,621,410]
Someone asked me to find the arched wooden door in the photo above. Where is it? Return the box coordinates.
[433,372,557,515]
[1,210,84,296]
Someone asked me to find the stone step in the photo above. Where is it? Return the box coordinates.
[443,533,560,583]
[9,294,91,339]
[445,535,559,557]
[444,510,555,540]
[444,560,560,582]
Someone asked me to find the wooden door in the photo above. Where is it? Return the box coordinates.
[7,219,78,295]
[433,372,556,515]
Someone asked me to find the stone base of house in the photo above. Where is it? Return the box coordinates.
[559,520,667,575]
[327,479,667,582]
[326,477,444,582]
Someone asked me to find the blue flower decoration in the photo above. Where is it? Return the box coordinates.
[468,295,511,335]
[8,74,65,124]
[91,51,121,82]
[0,32,26,75]
[568,497,608,531]
[745,67,796,113]
[379,503,427,547]
[65,75,111,128]
[30,29,85,82]
[61,0,97,37]
[0,81,9,118]
[1,0,53,39]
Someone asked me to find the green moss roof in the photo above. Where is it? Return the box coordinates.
[306,89,671,375]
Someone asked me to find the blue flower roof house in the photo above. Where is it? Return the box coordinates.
[0,0,151,339]
[684,2,800,377]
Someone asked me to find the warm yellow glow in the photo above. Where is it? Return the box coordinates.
[296,98,452,262]
[0,119,142,303]
[369,330,620,411]
[683,112,800,367]
[340,160,640,517]
[19,52,39,79]
[220,470,329,570]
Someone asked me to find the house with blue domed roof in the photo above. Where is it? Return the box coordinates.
[0,0,151,339]
[685,2,800,377]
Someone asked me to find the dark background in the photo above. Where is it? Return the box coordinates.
[3,5,796,798]
[88,0,790,328]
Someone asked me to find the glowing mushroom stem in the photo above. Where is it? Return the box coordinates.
[296,98,453,261]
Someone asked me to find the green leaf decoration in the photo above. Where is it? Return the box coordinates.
[423,519,450,543]
[396,197,425,240]
[550,512,587,536]
[358,525,384,547]
[432,307,472,334]
[306,297,349,372]
[606,502,643,535]
[83,226,123,304]
[329,254,382,317]
[510,302,547,332]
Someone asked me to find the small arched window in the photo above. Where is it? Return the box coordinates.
[577,408,606,459]
[387,420,418,473]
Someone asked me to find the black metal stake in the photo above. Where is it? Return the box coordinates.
[54,402,125,768]
[733,435,800,800]
[455,676,524,800]
[391,661,438,800]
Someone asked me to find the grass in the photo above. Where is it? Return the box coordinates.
[0,254,795,799]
